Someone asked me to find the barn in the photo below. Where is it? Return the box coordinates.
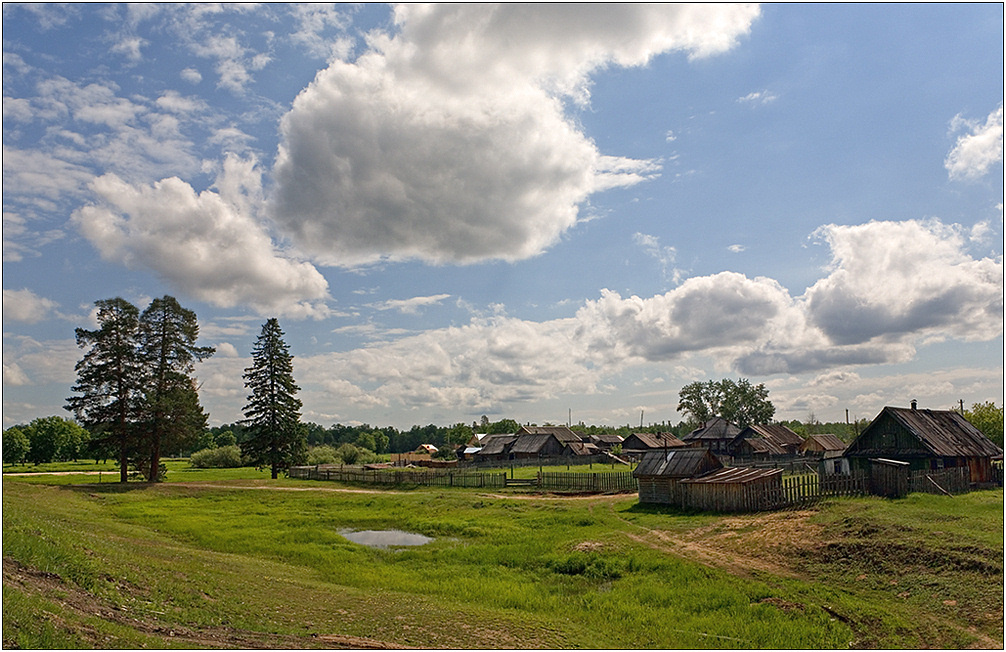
[735,424,805,455]
[844,403,1002,485]
[633,448,722,505]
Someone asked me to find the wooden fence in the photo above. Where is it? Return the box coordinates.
[537,471,637,493]
[289,466,507,489]
[908,467,970,495]
[458,454,618,470]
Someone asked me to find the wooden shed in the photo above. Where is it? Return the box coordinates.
[679,467,784,512]
[508,433,567,459]
[622,432,686,459]
[845,404,1002,484]
[733,436,787,459]
[473,434,517,461]
[633,448,722,505]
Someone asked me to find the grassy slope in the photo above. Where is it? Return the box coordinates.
[2,475,1001,649]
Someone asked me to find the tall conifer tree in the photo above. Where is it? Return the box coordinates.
[66,298,145,483]
[137,296,214,482]
[241,319,305,478]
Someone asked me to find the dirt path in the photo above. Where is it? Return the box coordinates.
[3,557,409,649]
[4,470,109,476]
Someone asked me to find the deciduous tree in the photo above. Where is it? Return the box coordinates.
[677,378,775,429]
[964,401,1004,448]
[241,319,305,478]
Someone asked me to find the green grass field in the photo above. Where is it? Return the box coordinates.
[3,472,1002,649]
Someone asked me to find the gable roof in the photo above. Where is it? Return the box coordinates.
[563,441,600,456]
[517,425,582,442]
[682,417,741,441]
[477,434,517,456]
[852,406,1002,458]
[632,448,722,478]
[802,433,847,452]
[623,432,686,450]
[737,437,787,456]
[509,433,556,454]
[743,424,804,447]
[588,433,625,445]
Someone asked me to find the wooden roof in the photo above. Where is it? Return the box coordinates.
[681,467,782,485]
[682,417,741,441]
[477,434,517,456]
[563,442,600,456]
[509,433,555,454]
[623,432,686,449]
[743,424,804,447]
[632,448,722,478]
[851,406,1002,458]
[516,425,582,442]
[737,437,787,456]
[802,433,847,451]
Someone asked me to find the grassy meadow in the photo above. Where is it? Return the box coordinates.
[2,470,1002,649]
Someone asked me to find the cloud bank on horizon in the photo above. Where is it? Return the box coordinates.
[3,3,1003,428]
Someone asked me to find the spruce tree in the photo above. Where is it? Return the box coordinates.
[241,319,305,478]
[66,298,145,483]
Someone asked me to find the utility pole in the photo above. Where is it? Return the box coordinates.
[640,410,644,429]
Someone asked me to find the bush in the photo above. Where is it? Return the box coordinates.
[189,445,245,468]
[306,445,340,465]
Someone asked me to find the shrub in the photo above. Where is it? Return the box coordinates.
[189,445,245,468]
[306,445,340,465]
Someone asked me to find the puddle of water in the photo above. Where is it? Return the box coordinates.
[340,529,432,549]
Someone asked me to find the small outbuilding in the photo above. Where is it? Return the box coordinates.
[679,467,784,512]
[800,434,847,455]
[633,448,722,504]
[622,432,686,459]
[735,424,804,455]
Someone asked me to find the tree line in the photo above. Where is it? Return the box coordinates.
[4,297,1002,475]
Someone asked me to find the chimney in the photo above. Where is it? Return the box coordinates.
[910,399,917,411]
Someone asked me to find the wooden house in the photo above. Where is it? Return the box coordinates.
[844,403,1002,484]
[633,448,722,504]
[800,434,847,455]
[515,425,583,443]
[508,433,568,459]
[732,436,787,459]
[586,433,625,450]
[561,441,601,457]
[735,424,804,455]
[681,417,742,454]
[473,434,517,461]
[622,432,686,459]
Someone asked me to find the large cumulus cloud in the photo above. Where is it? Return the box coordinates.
[269,4,760,266]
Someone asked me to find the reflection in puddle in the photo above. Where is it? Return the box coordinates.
[340,529,432,549]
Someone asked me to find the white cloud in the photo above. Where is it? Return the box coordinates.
[270,4,759,266]
[805,219,1003,345]
[727,244,746,253]
[945,105,1003,180]
[371,294,452,315]
[633,232,684,285]
[71,155,332,319]
[2,289,60,324]
[180,67,202,84]
[215,342,240,358]
[737,89,777,105]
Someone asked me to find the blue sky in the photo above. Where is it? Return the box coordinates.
[3,3,1003,430]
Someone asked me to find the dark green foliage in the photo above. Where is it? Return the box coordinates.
[2,427,30,465]
[678,378,775,428]
[137,296,214,482]
[66,297,145,482]
[240,319,305,479]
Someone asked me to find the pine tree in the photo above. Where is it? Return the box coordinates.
[66,298,145,483]
[137,296,214,482]
[241,319,305,479]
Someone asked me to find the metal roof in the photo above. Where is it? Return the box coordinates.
[681,467,782,484]
[632,448,722,478]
